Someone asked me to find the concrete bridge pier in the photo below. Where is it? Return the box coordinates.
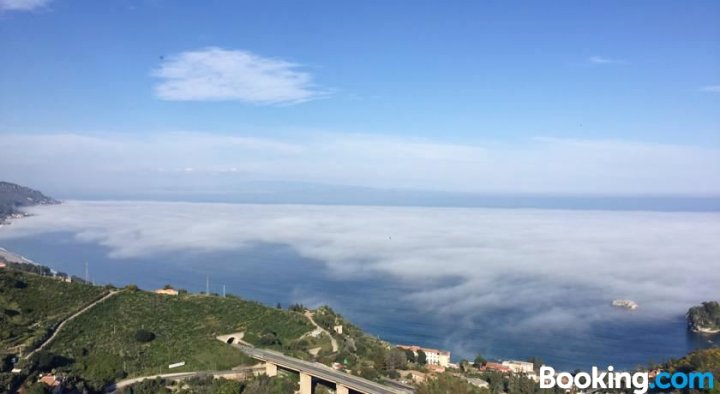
[265,362,278,377]
[299,372,312,394]
[336,383,350,394]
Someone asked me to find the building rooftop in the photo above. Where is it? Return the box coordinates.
[397,344,450,356]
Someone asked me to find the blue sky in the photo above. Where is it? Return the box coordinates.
[1,0,719,197]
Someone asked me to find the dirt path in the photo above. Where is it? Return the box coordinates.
[303,311,338,352]
[24,290,120,360]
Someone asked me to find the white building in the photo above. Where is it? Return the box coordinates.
[502,360,535,374]
[397,345,451,367]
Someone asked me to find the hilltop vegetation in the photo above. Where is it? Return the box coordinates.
[310,306,395,379]
[0,181,58,222]
[0,269,106,352]
[0,268,316,392]
[42,288,313,390]
[119,374,298,394]
[665,347,720,375]
[688,301,720,333]
[662,348,720,393]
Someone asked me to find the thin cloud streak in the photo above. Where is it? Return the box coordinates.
[589,56,627,65]
[699,85,720,93]
[152,47,325,104]
[0,0,50,11]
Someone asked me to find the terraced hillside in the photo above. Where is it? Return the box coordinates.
[44,287,314,389]
[0,269,107,352]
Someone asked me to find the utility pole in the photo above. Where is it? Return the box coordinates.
[222,284,226,298]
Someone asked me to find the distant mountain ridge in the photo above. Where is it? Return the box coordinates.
[0,181,59,222]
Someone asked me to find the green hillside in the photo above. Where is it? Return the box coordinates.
[41,287,314,389]
[0,269,107,352]
[664,348,720,376]
[0,269,316,391]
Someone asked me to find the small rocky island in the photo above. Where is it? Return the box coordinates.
[612,299,638,310]
[0,181,59,224]
[688,301,720,334]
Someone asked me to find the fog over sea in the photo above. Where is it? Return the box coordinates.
[1,200,719,370]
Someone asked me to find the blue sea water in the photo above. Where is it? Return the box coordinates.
[1,230,716,371]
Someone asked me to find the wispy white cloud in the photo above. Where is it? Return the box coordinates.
[588,56,626,65]
[699,85,720,93]
[0,0,50,11]
[3,201,719,334]
[152,47,325,104]
[1,132,718,195]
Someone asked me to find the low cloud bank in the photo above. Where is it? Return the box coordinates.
[2,201,719,332]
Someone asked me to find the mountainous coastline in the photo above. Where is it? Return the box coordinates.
[688,301,720,334]
[0,181,59,223]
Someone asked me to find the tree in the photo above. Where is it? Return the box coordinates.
[417,350,427,365]
[404,348,416,363]
[163,284,174,290]
[25,383,49,394]
[385,349,408,371]
[289,304,306,313]
[417,373,484,394]
[473,354,486,367]
[258,330,281,346]
[243,374,297,394]
[211,378,244,394]
[315,385,333,394]
[134,329,155,343]
[372,347,388,371]
[31,351,72,372]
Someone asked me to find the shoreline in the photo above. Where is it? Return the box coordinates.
[691,326,720,335]
[0,246,38,265]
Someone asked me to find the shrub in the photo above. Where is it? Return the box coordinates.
[134,329,155,343]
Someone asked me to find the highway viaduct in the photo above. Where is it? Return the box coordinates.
[217,334,413,394]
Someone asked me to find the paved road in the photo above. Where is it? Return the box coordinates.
[228,342,413,394]
[108,366,264,392]
[24,290,120,360]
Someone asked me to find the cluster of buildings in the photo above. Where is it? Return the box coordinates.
[481,359,539,381]
[0,212,27,225]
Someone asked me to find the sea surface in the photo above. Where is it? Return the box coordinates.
[1,201,718,371]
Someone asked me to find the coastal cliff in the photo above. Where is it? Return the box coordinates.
[0,181,59,223]
[688,301,720,334]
